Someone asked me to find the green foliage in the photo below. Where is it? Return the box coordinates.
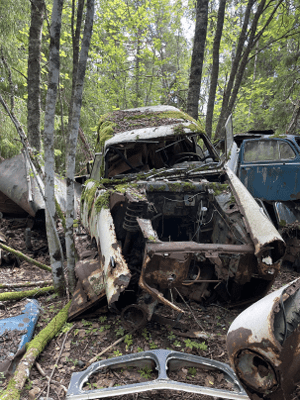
[184,339,207,351]
[115,326,125,337]
[124,334,133,350]
[60,322,74,334]
[141,328,150,341]
[167,331,176,341]
[1,0,299,180]
[138,366,153,379]
[188,367,197,377]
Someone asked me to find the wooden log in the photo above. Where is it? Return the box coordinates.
[0,286,54,302]
[0,243,51,272]
[0,280,53,289]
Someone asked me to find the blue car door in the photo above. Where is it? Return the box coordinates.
[238,138,300,201]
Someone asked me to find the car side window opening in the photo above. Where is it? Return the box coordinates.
[244,140,296,162]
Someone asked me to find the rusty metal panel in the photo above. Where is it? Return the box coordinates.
[227,278,300,399]
[81,182,131,306]
[0,153,44,216]
[226,167,285,260]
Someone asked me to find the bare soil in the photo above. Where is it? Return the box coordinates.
[0,216,299,400]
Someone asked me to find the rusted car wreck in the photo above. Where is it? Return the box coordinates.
[69,105,285,322]
[227,277,300,400]
[226,124,300,269]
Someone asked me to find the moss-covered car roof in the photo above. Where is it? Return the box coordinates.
[96,105,205,152]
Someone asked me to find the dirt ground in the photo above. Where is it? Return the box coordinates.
[0,216,299,400]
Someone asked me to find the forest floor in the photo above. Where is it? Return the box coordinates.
[0,216,299,400]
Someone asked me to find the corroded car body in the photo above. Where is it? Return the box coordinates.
[227,277,300,400]
[70,106,284,322]
[227,127,300,268]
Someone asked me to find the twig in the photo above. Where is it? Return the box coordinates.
[86,328,137,368]
[46,324,76,399]
[0,242,51,272]
[174,287,206,332]
[35,362,68,394]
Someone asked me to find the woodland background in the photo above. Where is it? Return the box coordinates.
[1,0,300,175]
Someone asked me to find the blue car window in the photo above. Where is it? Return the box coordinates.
[244,140,278,162]
[279,142,295,159]
[244,140,295,162]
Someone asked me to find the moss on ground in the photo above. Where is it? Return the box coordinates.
[0,286,54,302]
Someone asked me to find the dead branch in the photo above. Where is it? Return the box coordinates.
[0,286,54,302]
[0,280,53,289]
[35,362,68,394]
[46,324,76,398]
[0,242,51,272]
[0,301,71,400]
[86,328,137,368]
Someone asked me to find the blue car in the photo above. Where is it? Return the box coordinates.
[226,118,300,268]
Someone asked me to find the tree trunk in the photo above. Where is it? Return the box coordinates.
[65,0,95,293]
[227,0,283,116]
[186,0,209,121]
[44,0,66,295]
[287,98,300,134]
[67,0,85,157]
[214,0,255,139]
[27,0,44,152]
[248,40,259,118]
[135,32,141,107]
[205,0,226,138]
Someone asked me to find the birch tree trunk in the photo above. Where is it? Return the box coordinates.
[67,0,85,156]
[44,0,66,295]
[227,0,283,116]
[186,0,209,121]
[214,0,255,139]
[205,0,226,139]
[65,0,95,293]
[27,0,44,152]
[214,0,284,140]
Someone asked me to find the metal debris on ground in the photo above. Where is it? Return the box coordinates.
[66,349,250,399]
[0,299,40,377]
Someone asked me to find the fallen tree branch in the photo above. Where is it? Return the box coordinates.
[0,300,71,400]
[0,286,54,302]
[0,280,53,289]
[0,243,51,272]
[86,328,137,368]
[46,324,76,398]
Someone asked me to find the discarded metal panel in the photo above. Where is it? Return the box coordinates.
[72,105,285,319]
[227,277,300,400]
[66,349,250,399]
[68,259,107,320]
[0,299,40,376]
[0,152,81,217]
